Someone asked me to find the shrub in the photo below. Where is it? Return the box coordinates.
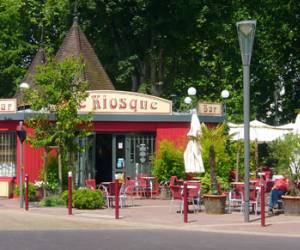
[61,188,105,209]
[152,140,185,182]
[200,173,230,195]
[39,195,65,207]
[39,155,68,193]
[268,133,300,196]
[200,123,232,181]
[15,182,38,201]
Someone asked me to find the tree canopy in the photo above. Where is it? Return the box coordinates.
[0,0,299,124]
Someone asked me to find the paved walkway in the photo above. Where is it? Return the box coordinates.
[0,198,299,237]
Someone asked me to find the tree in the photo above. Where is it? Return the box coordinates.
[25,56,92,192]
[1,0,299,126]
[269,133,300,196]
[0,0,38,97]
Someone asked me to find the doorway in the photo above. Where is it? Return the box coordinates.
[76,132,156,186]
[95,134,112,185]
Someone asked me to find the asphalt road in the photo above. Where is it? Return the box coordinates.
[0,230,299,250]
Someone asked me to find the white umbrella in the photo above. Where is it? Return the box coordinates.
[184,110,205,173]
[228,120,292,143]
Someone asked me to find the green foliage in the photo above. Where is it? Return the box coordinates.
[200,123,232,181]
[60,190,69,206]
[200,173,230,195]
[39,155,68,193]
[15,182,38,201]
[0,0,36,98]
[226,139,257,181]
[39,195,65,207]
[268,133,300,196]
[24,57,93,189]
[1,0,300,125]
[61,189,105,209]
[152,140,185,182]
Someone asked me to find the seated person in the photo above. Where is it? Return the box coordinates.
[268,176,288,214]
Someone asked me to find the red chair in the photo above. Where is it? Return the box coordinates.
[170,176,178,186]
[186,182,201,213]
[125,180,137,206]
[249,187,261,215]
[170,176,184,186]
[85,179,96,189]
[228,182,244,212]
[169,185,183,213]
[150,178,160,198]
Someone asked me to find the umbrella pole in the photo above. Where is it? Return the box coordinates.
[255,139,259,176]
[236,142,240,182]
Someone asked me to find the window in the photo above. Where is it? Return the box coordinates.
[0,132,16,177]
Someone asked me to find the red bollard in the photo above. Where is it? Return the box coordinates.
[25,174,29,211]
[68,171,72,215]
[115,179,119,219]
[183,182,188,223]
[260,184,265,227]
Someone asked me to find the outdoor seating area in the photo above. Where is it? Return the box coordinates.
[84,174,163,208]
[82,169,292,217]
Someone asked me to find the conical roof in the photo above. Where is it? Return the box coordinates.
[55,18,115,90]
[15,47,47,107]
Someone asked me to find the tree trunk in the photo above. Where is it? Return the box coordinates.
[236,142,240,182]
[58,147,62,193]
[209,145,218,194]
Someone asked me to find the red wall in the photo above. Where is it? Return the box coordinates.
[0,121,44,185]
[1,120,216,186]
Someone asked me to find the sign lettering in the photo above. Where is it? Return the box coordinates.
[198,102,222,116]
[79,90,172,115]
[0,99,17,113]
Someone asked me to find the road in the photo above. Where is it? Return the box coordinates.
[0,229,299,250]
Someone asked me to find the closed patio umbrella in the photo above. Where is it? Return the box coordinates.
[184,110,205,173]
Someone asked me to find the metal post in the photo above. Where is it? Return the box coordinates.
[25,174,29,211]
[260,184,265,227]
[243,65,250,222]
[68,171,72,215]
[115,179,119,219]
[19,139,24,208]
[183,182,188,223]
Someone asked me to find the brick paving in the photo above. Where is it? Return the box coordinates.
[0,197,299,237]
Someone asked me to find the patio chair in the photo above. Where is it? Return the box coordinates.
[186,182,201,213]
[169,185,183,213]
[228,188,244,213]
[125,180,137,206]
[228,182,244,213]
[150,178,160,198]
[85,179,96,189]
[249,187,261,215]
[98,184,112,208]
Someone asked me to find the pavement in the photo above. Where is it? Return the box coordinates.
[0,197,299,237]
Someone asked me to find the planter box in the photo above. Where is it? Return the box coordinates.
[282,195,300,216]
[203,194,227,214]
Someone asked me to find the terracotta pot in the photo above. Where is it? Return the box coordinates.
[282,195,300,216]
[203,194,227,214]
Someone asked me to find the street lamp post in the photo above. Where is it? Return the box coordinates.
[17,121,26,208]
[236,20,256,222]
[17,82,29,208]
[184,87,197,112]
[221,89,230,120]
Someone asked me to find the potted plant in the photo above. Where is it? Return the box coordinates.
[200,124,230,214]
[269,133,300,215]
